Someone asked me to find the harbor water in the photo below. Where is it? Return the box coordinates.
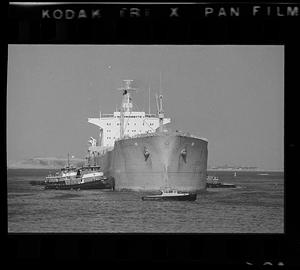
[7,169,284,233]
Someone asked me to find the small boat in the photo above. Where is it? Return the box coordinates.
[42,153,78,185]
[45,166,77,184]
[44,165,114,190]
[206,175,236,188]
[141,189,197,201]
[216,183,236,188]
[30,166,77,186]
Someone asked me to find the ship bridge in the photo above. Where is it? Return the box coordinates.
[88,80,171,148]
[88,111,171,148]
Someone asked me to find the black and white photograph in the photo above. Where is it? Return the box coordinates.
[7,44,284,233]
[5,0,300,266]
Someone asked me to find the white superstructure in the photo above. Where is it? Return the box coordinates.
[88,80,171,149]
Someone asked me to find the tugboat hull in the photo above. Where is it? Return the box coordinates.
[142,193,197,201]
[44,179,112,190]
[206,183,236,188]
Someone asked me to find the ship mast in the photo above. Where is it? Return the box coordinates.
[67,152,70,168]
[117,80,137,138]
[148,85,151,115]
[156,73,164,132]
[98,111,103,147]
[155,94,164,132]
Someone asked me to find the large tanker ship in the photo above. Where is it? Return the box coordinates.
[87,80,208,192]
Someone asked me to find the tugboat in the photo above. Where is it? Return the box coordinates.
[44,153,114,190]
[206,175,236,188]
[44,164,113,190]
[141,189,197,201]
[44,165,77,184]
[30,153,77,186]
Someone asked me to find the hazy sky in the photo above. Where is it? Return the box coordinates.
[7,45,284,170]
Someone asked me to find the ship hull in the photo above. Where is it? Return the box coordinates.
[95,134,208,192]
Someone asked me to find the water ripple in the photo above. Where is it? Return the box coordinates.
[7,170,284,233]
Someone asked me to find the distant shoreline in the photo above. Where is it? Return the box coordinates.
[208,169,284,172]
[7,166,64,170]
[7,167,284,173]
[7,158,283,172]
